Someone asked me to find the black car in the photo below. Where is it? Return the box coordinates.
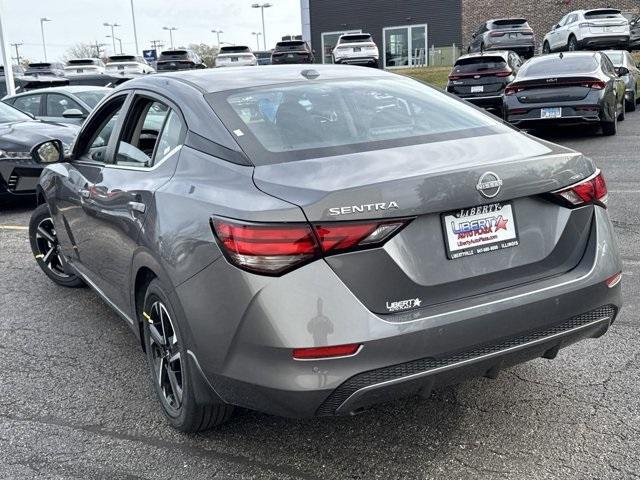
[253,50,273,65]
[24,62,66,77]
[271,40,314,64]
[503,52,626,135]
[156,50,207,71]
[0,102,78,204]
[447,50,523,111]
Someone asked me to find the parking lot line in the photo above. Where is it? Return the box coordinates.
[0,225,28,230]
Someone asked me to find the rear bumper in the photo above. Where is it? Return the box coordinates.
[460,94,504,110]
[177,207,622,418]
[580,35,629,49]
[334,57,378,66]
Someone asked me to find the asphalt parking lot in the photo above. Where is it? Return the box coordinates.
[1,118,639,480]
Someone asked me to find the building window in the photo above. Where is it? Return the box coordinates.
[321,30,362,64]
[383,24,428,68]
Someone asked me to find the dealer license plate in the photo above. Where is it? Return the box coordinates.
[541,107,562,119]
[442,203,519,259]
[471,85,484,93]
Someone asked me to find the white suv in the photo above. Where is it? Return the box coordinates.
[215,46,257,67]
[543,8,630,53]
[332,33,379,67]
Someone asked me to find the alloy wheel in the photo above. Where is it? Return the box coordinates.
[34,217,70,279]
[147,300,184,414]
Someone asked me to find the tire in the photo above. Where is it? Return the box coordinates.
[602,109,617,136]
[543,41,551,54]
[628,92,637,112]
[568,36,578,51]
[29,203,84,288]
[142,279,233,432]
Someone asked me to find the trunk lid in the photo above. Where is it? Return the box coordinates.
[253,130,596,313]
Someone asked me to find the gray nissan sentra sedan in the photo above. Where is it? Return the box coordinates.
[28,65,622,432]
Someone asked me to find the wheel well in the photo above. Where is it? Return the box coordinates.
[134,266,157,351]
[35,187,45,206]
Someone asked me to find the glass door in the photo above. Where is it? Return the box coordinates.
[383,24,428,68]
[321,30,362,64]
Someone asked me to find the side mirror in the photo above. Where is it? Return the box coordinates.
[31,140,64,164]
[552,24,559,30]
[471,33,477,38]
[62,108,85,119]
[615,66,630,76]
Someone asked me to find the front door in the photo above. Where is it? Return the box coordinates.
[56,91,186,312]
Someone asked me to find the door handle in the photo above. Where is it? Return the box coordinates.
[128,201,146,213]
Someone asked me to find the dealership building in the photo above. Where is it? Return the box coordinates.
[300,0,640,68]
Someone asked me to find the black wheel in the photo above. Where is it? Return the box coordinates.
[142,279,233,432]
[602,109,618,136]
[543,41,551,54]
[29,203,84,288]
[627,92,637,112]
[567,36,578,51]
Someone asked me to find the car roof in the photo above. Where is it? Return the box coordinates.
[123,64,392,94]
[456,51,512,61]
[7,85,111,98]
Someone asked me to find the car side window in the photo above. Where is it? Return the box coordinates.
[114,97,184,168]
[601,56,615,76]
[46,93,82,117]
[12,94,42,116]
[78,97,126,164]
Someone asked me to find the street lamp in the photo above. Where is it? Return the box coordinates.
[129,0,139,54]
[103,22,120,54]
[251,32,262,51]
[211,29,223,46]
[106,35,123,54]
[40,17,51,61]
[251,3,272,51]
[163,26,177,49]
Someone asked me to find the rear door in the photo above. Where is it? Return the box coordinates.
[43,93,86,124]
[11,93,44,118]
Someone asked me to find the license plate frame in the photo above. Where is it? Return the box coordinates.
[471,85,484,93]
[353,47,362,52]
[541,107,562,119]
[441,202,519,260]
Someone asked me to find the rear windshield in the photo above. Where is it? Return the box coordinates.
[159,50,188,59]
[208,76,506,164]
[453,57,507,73]
[0,101,31,123]
[67,59,97,65]
[339,34,373,43]
[584,9,623,19]
[75,90,109,108]
[274,41,306,51]
[522,55,598,76]
[491,19,528,29]
[220,46,251,53]
[108,55,136,62]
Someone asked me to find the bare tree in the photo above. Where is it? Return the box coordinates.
[63,42,101,62]
[188,43,219,67]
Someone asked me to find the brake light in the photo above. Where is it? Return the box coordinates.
[293,343,361,360]
[605,271,622,288]
[554,170,608,207]
[495,70,513,77]
[448,74,461,80]
[490,31,505,37]
[521,30,534,36]
[582,80,606,90]
[211,218,411,275]
[579,22,595,28]
[504,84,524,95]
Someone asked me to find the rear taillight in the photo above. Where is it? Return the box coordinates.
[495,70,513,77]
[521,30,534,36]
[490,31,505,37]
[448,74,460,80]
[554,170,608,208]
[605,271,622,288]
[504,84,524,95]
[211,218,411,275]
[582,80,606,90]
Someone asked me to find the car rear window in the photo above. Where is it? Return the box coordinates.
[521,55,599,76]
[220,46,251,53]
[491,19,528,29]
[604,51,624,65]
[208,76,507,164]
[584,9,623,19]
[75,90,109,109]
[340,35,373,43]
[452,57,507,73]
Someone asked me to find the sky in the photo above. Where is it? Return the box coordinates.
[0,0,302,64]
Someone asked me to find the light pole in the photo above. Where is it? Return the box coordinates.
[106,35,123,54]
[211,29,223,46]
[163,26,177,49]
[40,17,51,61]
[103,22,120,54]
[129,0,139,54]
[251,32,262,51]
[251,3,272,51]
[10,42,23,65]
